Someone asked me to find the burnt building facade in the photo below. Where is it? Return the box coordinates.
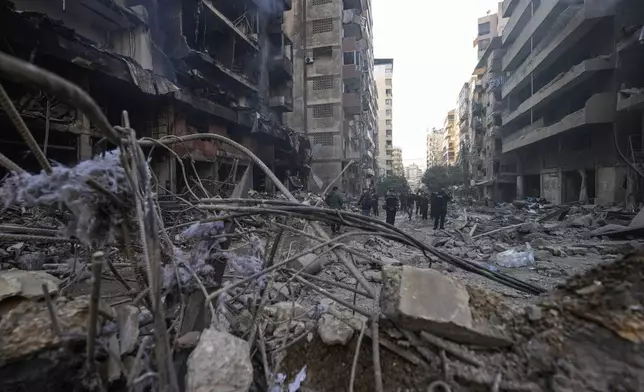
[0,0,307,195]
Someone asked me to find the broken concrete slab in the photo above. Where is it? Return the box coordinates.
[534,250,553,262]
[0,270,60,302]
[570,214,594,228]
[186,328,253,392]
[17,252,45,271]
[317,313,354,345]
[380,266,473,338]
[363,270,382,283]
[629,208,644,228]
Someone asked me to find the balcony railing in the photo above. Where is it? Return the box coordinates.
[269,89,294,112]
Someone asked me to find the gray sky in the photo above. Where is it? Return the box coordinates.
[373,0,501,168]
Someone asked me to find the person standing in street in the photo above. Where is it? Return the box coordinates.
[399,192,408,216]
[406,193,415,220]
[415,191,421,216]
[431,188,450,230]
[325,186,344,234]
[385,189,398,225]
[371,189,379,217]
[419,191,430,221]
[357,189,372,216]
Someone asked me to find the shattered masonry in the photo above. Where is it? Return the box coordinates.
[0,0,312,196]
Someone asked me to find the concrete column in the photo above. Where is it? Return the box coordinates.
[155,158,176,194]
[78,134,92,161]
[516,175,525,200]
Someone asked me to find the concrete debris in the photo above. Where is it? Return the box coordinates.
[116,305,139,355]
[525,305,543,321]
[289,253,330,275]
[0,270,60,302]
[317,313,354,345]
[570,214,594,228]
[380,265,498,344]
[186,328,253,392]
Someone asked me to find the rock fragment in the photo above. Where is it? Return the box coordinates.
[318,313,354,345]
[186,328,253,392]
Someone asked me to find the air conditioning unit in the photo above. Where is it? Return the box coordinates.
[305,57,314,65]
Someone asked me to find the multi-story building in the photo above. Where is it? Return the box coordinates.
[392,147,404,177]
[427,127,445,168]
[498,0,640,205]
[285,0,378,196]
[0,0,305,195]
[443,110,459,165]
[405,163,422,191]
[375,58,394,176]
[474,9,501,60]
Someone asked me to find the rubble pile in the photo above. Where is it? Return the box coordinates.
[0,57,642,392]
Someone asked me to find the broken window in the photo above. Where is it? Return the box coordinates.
[313,46,333,60]
[312,0,333,5]
[312,132,335,146]
[312,18,334,34]
[386,89,392,96]
[385,79,392,86]
[386,130,392,137]
[312,104,334,118]
[313,76,334,90]
[385,99,392,105]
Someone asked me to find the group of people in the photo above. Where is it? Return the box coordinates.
[324,186,451,234]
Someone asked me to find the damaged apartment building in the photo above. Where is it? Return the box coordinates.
[470,0,644,205]
[0,0,310,195]
[284,0,377,195]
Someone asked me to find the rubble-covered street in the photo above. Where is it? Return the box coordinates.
[0,54,643,391]
[0,0,644,391]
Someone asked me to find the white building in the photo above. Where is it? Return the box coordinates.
[405,163,422,191]
[375,59,394,176]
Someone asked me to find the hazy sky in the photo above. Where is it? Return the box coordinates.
[372,0,501,168]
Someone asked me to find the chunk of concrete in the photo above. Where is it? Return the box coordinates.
[570,214,593,228]
[381,266,513,347]
[534,250,553,262]
[0,270,60,302]
[288,253,330,275]
[380,265,472,338]
[317,313,354,345]
[186,328,253,392]
[116,305,139,355]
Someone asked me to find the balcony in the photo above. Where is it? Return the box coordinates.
[502,0,532,45]
[503,56,615,127]
[343,64,361,80]
[203,0,259,51]
[502,0,521,17]
[617,89,644,112]
[503,0,570,72]
[343,92,361,115]
[269,93,294,112]
[503,1,616,99]
[269,33,293,79]
[503,92,616,153]
[487,49,504,73]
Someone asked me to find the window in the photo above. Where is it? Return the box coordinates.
[312,18,333,34]
[386,109,392,116]
[312,104,334,118]
[386,160,393,166]
[313,46,332,59]
[312,132,335,146]
[386,130,392,137]
[312,0,332,5]
[312,76,334,90]
[385,79,392,86]
[386,89,392,96]
[343,51,360,65]
[386,141,392,147]
[386,120,392,126]
[385,99,392,105]
[478,22,491,36]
